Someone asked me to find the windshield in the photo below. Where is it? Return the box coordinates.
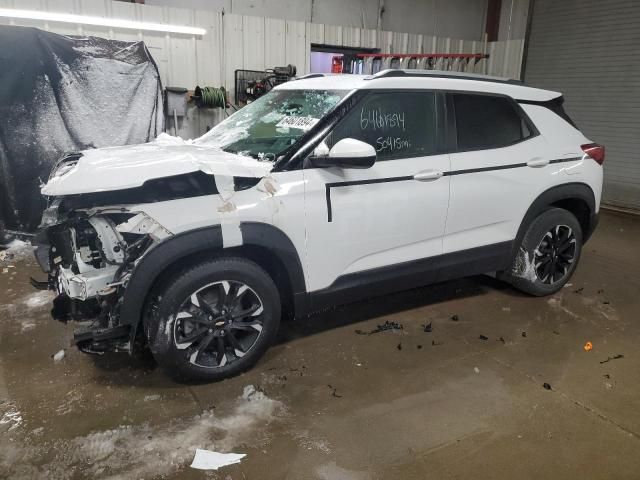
[195,89,348,160]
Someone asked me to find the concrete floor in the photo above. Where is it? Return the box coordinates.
[1,210,639,479]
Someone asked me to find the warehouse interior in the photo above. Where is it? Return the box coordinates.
[0,0,639,478]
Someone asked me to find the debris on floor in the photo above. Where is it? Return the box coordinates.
[422,321,432,333]
[583,341,593,352]
[52,350,65,362]
[450,314,459,322]
[328,385,343,398]
[0,403,23,431]
[473,367,480,374]
[499,336,506,344]
[432,340,443,346]
[417,344,423,349]
[190,448,246,471]
[396,342,402,351]
[599,354,624,364]
[543,383,552,390]
[355,320,403,335]
[573,287,584,294]
[521,332,527,338]
[479,334,489,341]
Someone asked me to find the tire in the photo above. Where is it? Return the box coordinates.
[506,208,583,296]
[145,257,281,382]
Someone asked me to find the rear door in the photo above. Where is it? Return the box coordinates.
[302,90,451,292]
[443,92,554,255]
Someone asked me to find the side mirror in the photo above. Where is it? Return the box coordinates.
[311,138,376,169]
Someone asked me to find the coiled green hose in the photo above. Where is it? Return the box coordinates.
[194,86,227,108]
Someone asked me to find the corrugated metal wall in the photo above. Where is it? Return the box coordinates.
[0,0,523,139]
[524,0,640,210]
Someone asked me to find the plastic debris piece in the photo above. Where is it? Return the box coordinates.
[242,385,256,399]
[552,330,560,335]
[499,336,506,344]
[583,341,593,352]
[396,342,402,351]
[599,354,624,364]
[432,340,443,346]
[328,384,342,398]
[356,321,403,335]
[450,314,459,322]
[602,301,610,305]
[479,334,488,341]
[473,367,480,374]
[52,350,65,362]
[190,449,246,470]
[597,289,604,294]
[521,331,527,338]
[543,383,552,390]
[423,322,432,333]
[417,344,423,349]
[573,287,584,294]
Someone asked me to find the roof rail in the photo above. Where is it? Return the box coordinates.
[365,69,523,85]
[294,73,328,80]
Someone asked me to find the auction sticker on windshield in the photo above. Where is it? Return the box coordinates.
[275,116,319,131]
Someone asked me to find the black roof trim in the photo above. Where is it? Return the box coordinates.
[366,69,524,85]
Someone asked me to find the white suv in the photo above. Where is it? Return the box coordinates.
[35,70,604,381]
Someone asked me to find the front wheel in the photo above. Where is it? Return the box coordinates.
[506,208,583,296]
[145,257,281,382]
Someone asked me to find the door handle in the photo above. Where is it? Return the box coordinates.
[414,170,443,182]
[526,158,549,168]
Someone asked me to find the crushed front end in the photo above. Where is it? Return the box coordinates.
[35,197,170,354]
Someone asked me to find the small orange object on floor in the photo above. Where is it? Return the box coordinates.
[584,341,593,351]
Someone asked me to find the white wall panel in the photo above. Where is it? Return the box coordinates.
[360,28,377,48]
[285,20,307,73]
[323,24,342,45]
[242,15,265,71]
[223,14,244,99]
[342,27,361,47]
[194,11,223,86]
[306,22,324,45]
[265,18,287,67]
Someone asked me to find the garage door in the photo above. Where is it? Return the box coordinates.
[523,0,640,210]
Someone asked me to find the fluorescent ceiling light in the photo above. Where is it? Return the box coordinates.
[0,8,206,35]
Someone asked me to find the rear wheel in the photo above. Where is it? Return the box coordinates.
[506,208,583,296]
[145,257,280,382]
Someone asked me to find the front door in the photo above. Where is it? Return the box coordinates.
[302,90,451,293]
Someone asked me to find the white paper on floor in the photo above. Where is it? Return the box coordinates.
[190,448,246,470]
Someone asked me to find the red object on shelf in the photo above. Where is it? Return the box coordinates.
[356,53,488,59]
[331,56,343,73]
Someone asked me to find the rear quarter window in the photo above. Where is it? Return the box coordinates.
[452,93,534,151]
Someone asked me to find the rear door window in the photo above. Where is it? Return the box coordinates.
[327,91,438,160]
[452,93,533,150]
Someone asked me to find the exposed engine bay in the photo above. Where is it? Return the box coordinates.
[36,197,171,354]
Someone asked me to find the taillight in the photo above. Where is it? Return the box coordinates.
[581,143,605,165]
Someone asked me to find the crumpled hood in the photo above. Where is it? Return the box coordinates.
[41,134,272,196]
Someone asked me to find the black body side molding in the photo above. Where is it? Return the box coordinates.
[297,241,512,316]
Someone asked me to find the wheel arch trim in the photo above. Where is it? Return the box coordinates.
[514,182,597,258]
[119,222,305,345]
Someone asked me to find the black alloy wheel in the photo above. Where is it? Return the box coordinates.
[533,224,577,284]
[174,280,265,368]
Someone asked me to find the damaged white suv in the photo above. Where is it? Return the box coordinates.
[35,70,603,381]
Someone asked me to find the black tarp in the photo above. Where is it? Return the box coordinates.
[0,26,163,232]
